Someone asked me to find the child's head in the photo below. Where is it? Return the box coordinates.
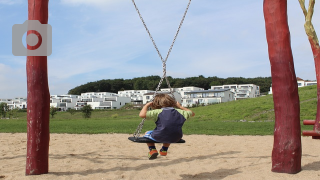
[151,93,176,109]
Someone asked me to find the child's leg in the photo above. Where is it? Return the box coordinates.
[147,143,156,150]
[147,142,158,160]
[160,143,170,156]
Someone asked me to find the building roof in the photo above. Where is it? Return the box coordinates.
[143,91,173,95]
[185,89,231,94]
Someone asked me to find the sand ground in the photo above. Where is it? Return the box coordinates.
[1,133,320,180]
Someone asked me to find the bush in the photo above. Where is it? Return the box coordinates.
[0,102,9,118]
[50,106,58,118]
[82,105,93,119]
[111,114,118,118]
[67,108,76,115]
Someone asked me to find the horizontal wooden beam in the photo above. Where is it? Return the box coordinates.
[302,130,320,136]
[303,120,315,125]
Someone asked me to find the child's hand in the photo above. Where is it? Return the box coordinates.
[146,102,153,107]
[139,102,153,118]
[176,102,183,109]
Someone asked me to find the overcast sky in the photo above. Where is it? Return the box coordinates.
[0,0,319,98]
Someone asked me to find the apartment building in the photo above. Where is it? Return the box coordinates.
[86,96,131,110]
[268,77,317,94]
[161,86,204,99]
[182,89,234,107]
[0,97,27,110]
[118,90,154,104]
[143,91,182,104]
[211,84,260,100]
[50,94,80,111]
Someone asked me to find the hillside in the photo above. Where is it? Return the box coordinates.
[68,76,272,95]
[0,85,316,135]
[191,84,317,122]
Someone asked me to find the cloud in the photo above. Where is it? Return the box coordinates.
[0,63,27,98]
[59,0,126,9]
[0,0,23,5]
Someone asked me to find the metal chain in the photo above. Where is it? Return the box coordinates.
[133,118,146,138]
[131,0,191,64]
[132,0,191,138]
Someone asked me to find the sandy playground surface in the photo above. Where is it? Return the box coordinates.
[1,133,320,180]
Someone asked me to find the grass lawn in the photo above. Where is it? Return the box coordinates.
[0,85,316,135]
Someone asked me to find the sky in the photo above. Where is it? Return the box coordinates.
[0,0,319,98]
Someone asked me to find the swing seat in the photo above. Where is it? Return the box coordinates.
[128,137,185,143]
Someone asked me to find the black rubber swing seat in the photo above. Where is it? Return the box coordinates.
[128,137,186,143]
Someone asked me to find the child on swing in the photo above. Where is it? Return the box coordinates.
[139,93,195,160]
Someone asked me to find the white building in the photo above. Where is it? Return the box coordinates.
[50,95,80,111]
[161,86,204,99]
[211,84,260,100]
[142,91,182,104]
[86,96,131,110]
[81,92,118,98]
[182,89,234,107]
[50,92,131,110]
[0,97,27,110]
[118,90,154,104]
[268,77,317,94]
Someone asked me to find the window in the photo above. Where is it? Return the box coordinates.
[146,96,150,99]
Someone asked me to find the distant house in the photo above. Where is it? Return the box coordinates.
[160,86,204,99]
[142,91,182,104]
[50,92,131,110]
[118,90,155,105]
[268,77,317,94]
[50,94,80,111]
[182,89,234,107]
[86,97,131,110]
[211,84,260,100]
[0,97,27,110]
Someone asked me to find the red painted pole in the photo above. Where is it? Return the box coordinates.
[263,0,302,174]
[308,38,320,139]
[26,0,50,175]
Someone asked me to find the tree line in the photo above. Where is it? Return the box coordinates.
[68,75,272,95]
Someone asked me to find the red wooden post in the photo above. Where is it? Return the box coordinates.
[26,0,50,175]
[263,0,302,174]
[308,38,320,138]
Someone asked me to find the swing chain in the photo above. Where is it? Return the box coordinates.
[133,118,146,138]
[131,0,191,138]
[131,0,192,64]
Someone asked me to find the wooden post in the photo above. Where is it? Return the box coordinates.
[298,0,320,139]
[263,0,302,174]
[26,0,50,175]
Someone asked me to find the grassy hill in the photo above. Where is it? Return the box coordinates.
[0,85,317,135]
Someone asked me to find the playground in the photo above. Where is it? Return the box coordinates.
[1,133,320,179]
[2,0,320,177]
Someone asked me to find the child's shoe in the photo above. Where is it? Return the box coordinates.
[159,149,167,156]
[148,149,158,160]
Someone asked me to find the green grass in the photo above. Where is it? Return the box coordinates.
[0,85,317,135]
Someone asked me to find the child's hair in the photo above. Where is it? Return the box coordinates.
[151,93,176,109]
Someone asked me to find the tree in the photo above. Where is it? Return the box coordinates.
[0,102,9,118]
[264,0,301,173]
[50,106,57,118]
[82,105,93,119]
[299,0,320,137]
[67,108,76,115]
[8,108,19,119]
